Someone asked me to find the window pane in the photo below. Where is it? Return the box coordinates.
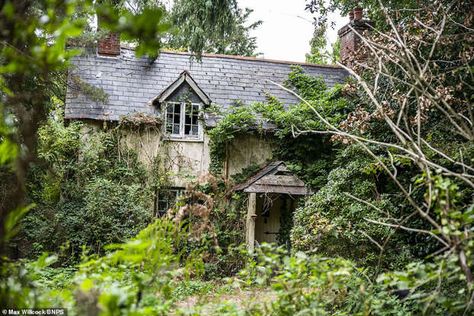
[165,102,201,138]
[173,124,180,134]
[156,189,183,216]
[166,111,173,133]
[183,103,200,137]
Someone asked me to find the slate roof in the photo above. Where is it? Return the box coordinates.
[65,48,348,121]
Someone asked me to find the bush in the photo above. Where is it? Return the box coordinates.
[238,244,411,315]
[17,109,155,262]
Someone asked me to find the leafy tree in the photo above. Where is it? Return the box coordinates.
[329,38,340,64]
[305,21,341,65]
[305,21,329,64]
[305,0,420,26]
[167,0,262,57]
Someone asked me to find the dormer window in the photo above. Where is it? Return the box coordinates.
[165,101,201,139]
[153,71,211,142]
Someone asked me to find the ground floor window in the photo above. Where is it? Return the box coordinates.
[155,188,184,216]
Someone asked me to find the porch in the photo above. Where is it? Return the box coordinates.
[234,161,310,253]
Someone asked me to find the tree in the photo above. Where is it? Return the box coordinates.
[305,21,340,65]
[0,0,169,258]
[305,0,419,26]
[167,0,262,57]
[305,21,329,64]
[291,0,474,312]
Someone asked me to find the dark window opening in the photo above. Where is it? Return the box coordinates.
[155,188,183,217]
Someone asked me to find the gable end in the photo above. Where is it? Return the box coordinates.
[154,71,211,107]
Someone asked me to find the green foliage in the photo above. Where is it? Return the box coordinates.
[305,0,420,26]
[97,2,171,58]
[0,254,56,309]
[291,144,424,269]
[18,108,154,261]
[305,21,330,65]
[172,280,217,300]
[2,219,205,314]
[82,179,152,253]
[167,0,261,57]
[376,253,474,314]
[330,38,341,64]
[207,105,257,174]
[208,66,349,188]
[238,244,410,315]
[74,219,203,315]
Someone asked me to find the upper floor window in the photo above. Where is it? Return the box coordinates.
[164,101,202,140]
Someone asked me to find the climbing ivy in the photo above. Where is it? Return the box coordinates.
[16,106,166,263]
[207,105,258,174]
[208,66,350,189]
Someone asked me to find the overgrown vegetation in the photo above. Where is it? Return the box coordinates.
[13,105,155,262]
[1,0,473,315]
[208,65,350,188]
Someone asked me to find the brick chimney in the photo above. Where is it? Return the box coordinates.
[98,32,120,56]
[337,7,372,65]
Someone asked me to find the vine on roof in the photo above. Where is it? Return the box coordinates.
[70,74,109,103]
[207,66,350,188]
[119,112,162,128]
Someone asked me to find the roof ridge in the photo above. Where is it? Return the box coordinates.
[119,47,343,69]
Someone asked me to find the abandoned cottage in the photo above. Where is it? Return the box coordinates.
[64,15,369,249]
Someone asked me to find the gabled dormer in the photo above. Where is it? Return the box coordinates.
[152,71,211,141]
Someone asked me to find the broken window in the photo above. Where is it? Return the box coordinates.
[164,101,201,139]
[155,188,183,217]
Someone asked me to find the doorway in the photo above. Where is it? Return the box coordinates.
[254,193,297,246]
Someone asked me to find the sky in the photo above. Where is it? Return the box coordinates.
[237,0,347,62]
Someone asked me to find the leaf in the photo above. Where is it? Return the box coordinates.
[3,204,35,242]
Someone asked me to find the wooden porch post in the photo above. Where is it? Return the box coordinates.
[246,192,257,254]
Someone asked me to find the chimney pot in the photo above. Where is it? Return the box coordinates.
[354,7,363,21]
[349,10,354,21]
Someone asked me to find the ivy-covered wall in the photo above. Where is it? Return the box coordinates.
[116,128,273,187]
[119,128,212,188]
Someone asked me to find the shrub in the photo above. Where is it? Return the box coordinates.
[17,109,155,262]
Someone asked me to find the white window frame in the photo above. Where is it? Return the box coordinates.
[163,101,203,141]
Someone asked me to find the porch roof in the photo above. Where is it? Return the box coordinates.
[233,161,310,195]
